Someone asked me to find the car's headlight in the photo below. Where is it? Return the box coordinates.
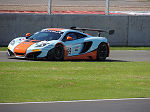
[35,43,47,47]
[10,40,15,45]
[35,41,52,47]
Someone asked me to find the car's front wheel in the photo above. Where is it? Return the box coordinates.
[47,44,64,61]
[97,43,109,61]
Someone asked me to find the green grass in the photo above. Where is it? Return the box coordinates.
[0,47,8,51]
[1,47,150,51]
[0,62,150,103]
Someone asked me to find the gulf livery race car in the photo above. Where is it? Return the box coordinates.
[8,27,114,61]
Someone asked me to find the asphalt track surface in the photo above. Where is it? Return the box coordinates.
[0,98,150,112]
[0,50,150,62]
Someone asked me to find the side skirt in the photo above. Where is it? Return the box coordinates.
[64,50,97,60]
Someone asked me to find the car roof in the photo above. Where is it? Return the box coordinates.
[41,28,79,33]
[41,28,90,37]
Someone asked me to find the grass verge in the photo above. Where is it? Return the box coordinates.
[0,47,150,51]
[0,62,150,103]
[0,47,8,51]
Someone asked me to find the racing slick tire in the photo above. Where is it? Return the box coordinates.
[97,43,109,61]
[47,44,64,61]
[47,49,54,61]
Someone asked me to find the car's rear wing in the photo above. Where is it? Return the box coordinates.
[70,27,115,37]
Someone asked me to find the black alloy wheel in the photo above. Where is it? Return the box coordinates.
[97,43,109,61]
[47,44,64,61]
[53,44,64,60]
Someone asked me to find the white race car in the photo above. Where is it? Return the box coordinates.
[8,27,114,60]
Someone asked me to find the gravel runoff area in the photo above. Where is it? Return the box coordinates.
[0,0,150,12]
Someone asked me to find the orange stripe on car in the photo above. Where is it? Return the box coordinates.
[64,50,97,60]
[47,28,64,31]
[14,41,35,56]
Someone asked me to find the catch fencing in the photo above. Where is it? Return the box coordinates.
[0,0,150,14]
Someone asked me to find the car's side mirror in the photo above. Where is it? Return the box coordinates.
[67,36,73,41]
[26,33,31,39]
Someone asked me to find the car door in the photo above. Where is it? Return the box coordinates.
[63,32,86,56]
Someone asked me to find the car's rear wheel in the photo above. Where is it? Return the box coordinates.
[97,43,109,61]
[47,44,64,61]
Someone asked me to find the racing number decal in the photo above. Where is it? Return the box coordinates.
[67,47,72,55]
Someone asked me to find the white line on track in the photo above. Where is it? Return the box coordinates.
[0,51,7,52]
[0,98,150,105]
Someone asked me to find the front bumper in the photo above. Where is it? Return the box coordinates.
[26,51,42,59]
[8,49,43,59]
[8,49,15,56]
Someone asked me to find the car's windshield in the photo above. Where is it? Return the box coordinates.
[29,31,63,41]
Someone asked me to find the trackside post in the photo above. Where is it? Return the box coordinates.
[105,0,109,15]
[48,0,52,14]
